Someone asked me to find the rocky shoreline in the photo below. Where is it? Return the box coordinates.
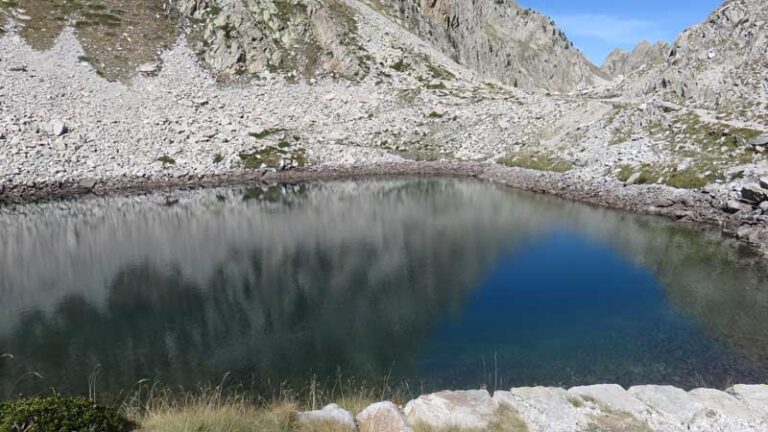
[3,160,768,256]
[299,384,768,431]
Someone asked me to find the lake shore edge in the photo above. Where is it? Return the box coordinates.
[128,383,768,431]
[2,160,768,256]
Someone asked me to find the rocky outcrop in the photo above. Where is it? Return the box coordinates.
[601,40,670,78]
[174,0,367,79]
[294,385,768,431]
[369,0,606,92]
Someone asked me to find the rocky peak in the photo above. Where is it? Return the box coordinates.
[357,0,607,92]
[601,40,670,79]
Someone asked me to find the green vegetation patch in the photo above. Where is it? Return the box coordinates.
[156,155,176,166]
[390,58,410,72]
[427,111,444,119]
[239,146,308,169]
[0,397,134,432]
[498,152,575,173]
[250,128,287,139]
[616,162,724,189]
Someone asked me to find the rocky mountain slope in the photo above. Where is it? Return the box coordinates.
[169,0,606,92]
[601,40,669,79]
[619,0,768,122]
[369,0,607,92]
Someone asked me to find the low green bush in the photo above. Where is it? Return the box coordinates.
[0,397,134,432]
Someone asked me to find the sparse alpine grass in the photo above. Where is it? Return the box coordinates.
[498,152,574,173]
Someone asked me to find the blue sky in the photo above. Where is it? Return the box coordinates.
[519,0,723,65]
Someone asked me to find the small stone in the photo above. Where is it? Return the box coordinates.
[47,120,68,137]
[759,177,768,189]
[748,134,768,147]
[296,404,355,431]
[724,200,752,214]
[193,98,209,107]
[676,159,693,172]
[356,402,412,432]
[79,178,98,190]
[136,63,159,74]
[201,129,218,139]
[625,172,642,185]
[740,184,768,203]
[653,198,675,208]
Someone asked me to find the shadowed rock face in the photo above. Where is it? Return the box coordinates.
[1,179,768,398]
[373,0,606,92]
[0,0,178,81]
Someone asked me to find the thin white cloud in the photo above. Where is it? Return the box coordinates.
[551,13,667,45]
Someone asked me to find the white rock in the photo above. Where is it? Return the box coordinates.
[136,63,159,74]
[47,120,68,137]
[728,385,768,418]
[688,388,763,432]
[356,402,412,432]
[404,390,498,430]
[629,385,707,428]
[296,403,356,430]
[494,387,587,432]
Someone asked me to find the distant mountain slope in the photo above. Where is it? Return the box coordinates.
[619,0,768,123]
[172,0,606,92]
[601,41,670,79]
[372,0,607,92]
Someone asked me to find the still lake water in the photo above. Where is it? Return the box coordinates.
[1,178,768,398]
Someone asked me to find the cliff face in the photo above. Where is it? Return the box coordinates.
[373,0,607,92]
[601,41,670,79]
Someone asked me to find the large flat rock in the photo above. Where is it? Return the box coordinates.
[567,384,656,431]
[688,388,764,432]
[493,386,589,432]
[728,384,768,427]
[404,390,499,430]
[629,385,707,430]
[356,401,412,432]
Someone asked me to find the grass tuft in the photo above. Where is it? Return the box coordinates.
[498,152,574,173]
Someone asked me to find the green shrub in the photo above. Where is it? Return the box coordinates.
[156,155,176,166]
[0,397,135,432]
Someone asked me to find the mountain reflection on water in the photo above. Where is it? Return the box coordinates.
[1,179,767,399]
